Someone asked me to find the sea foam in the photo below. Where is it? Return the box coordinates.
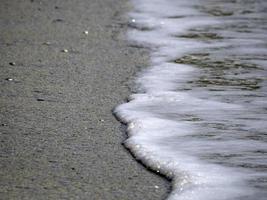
[115,0,267,199]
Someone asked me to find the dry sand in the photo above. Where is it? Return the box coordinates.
[0,0,170,199]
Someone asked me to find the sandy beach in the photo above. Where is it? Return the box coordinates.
[0,0,170,199]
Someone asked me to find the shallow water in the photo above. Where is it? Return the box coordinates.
[115,0,267,199]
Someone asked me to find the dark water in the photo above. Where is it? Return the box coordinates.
[115,0,267,199]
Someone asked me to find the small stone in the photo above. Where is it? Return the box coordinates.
[6,78,13,81]
[53,19,64,22]
[43,42,51,45]
[62,49,68,53]
[155,185,159,189]
[37,98,45,101]
[9,62,16,66]
[83,30,89,35]
[100,119,104,122]
[131,19,136,23]
[1,124,7,126]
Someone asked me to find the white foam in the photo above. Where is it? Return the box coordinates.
[115,0,267,199]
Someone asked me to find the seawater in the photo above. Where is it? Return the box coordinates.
[114,0,267,199]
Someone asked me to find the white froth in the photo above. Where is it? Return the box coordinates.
[115,0,267,199]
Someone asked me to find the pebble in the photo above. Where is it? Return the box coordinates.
[6,78,13,81]
[131,19,136,23]
[100,119,104,122]
[9,62,15,66]
[37,98,45,102]
[154,185,159,189]
[62,49,68,53]
[83,30,89,35]
[43,42,51,45]
[53,19,64,22]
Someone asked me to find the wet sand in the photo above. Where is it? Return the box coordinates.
[0,0,170,199]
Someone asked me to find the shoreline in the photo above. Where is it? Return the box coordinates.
[0,0,170,199]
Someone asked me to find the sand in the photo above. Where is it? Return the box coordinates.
[0,0,170,199]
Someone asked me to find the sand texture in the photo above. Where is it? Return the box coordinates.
[0,0,170,199]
